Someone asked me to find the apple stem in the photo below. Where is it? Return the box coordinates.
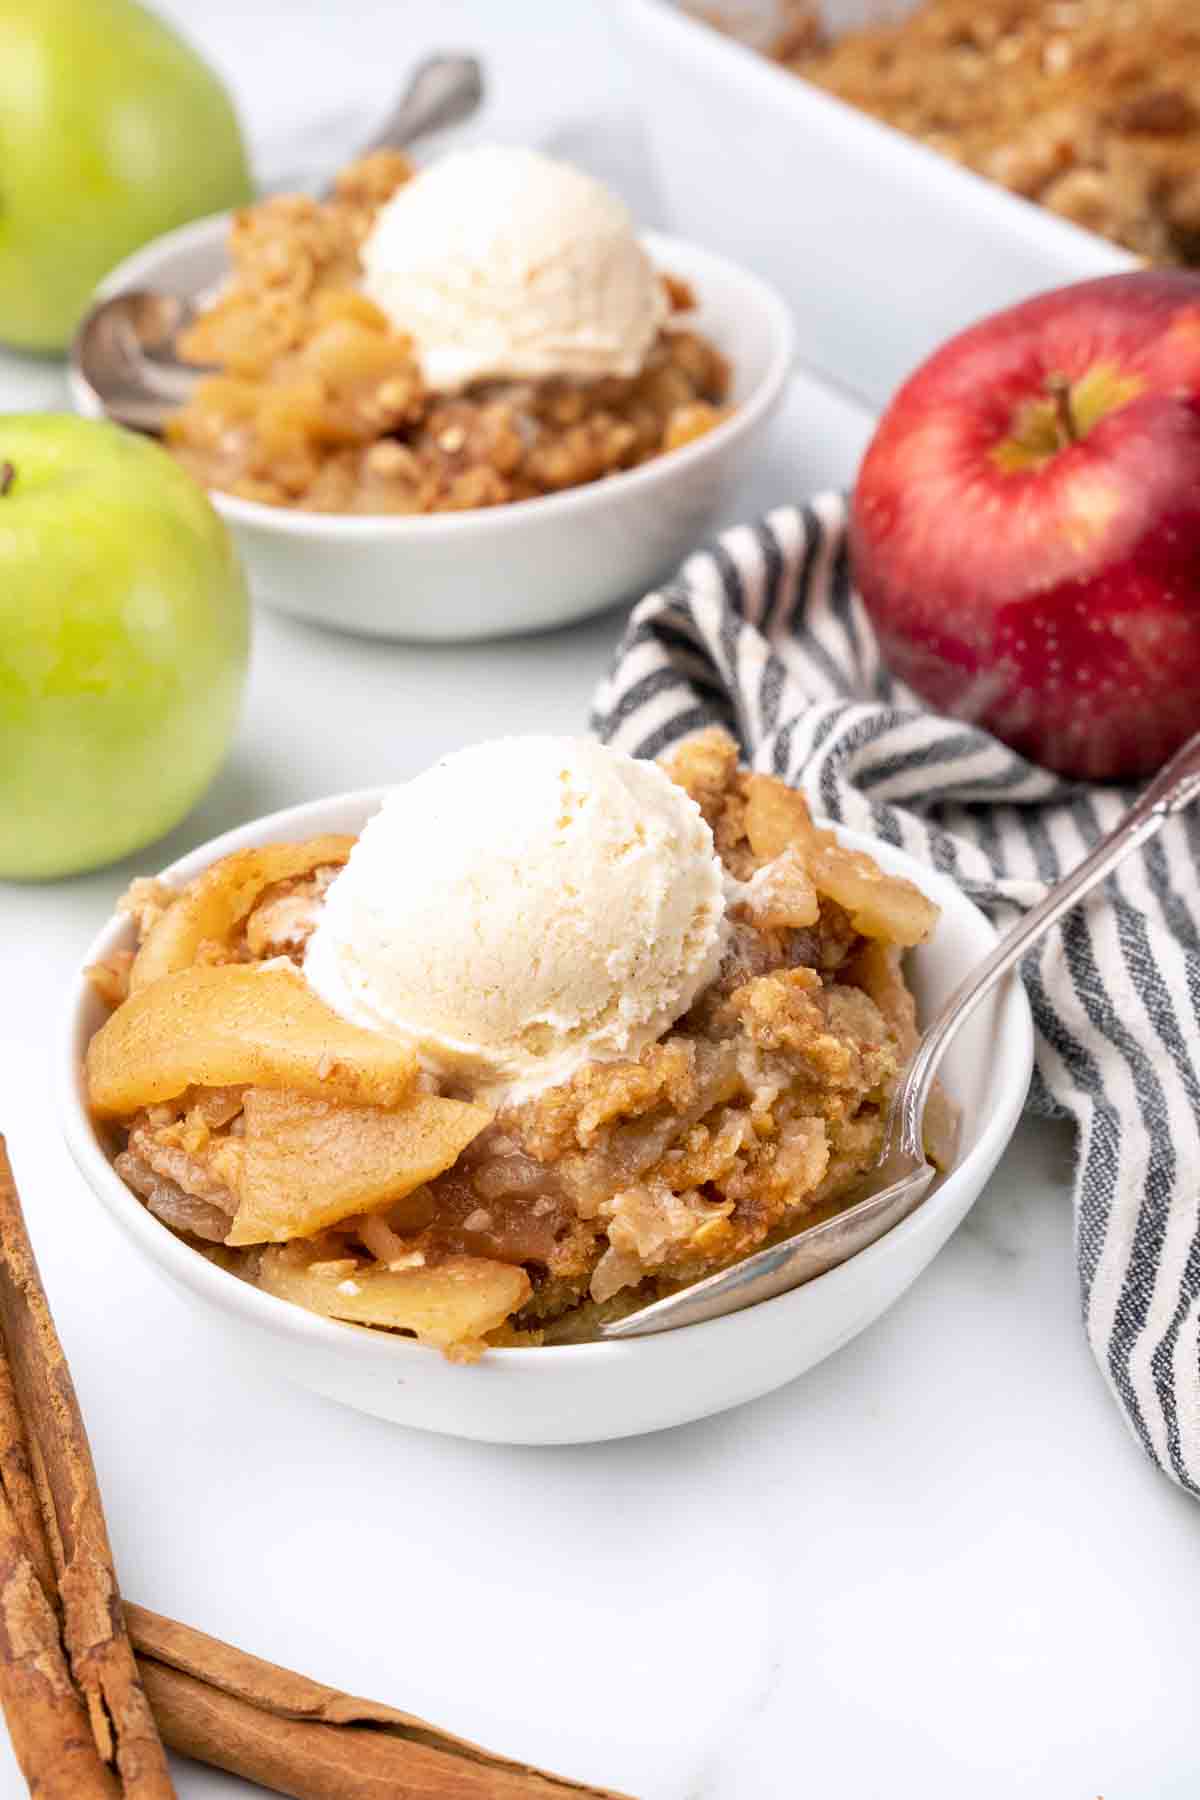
[1046,375,1079,447]
[0,463,13,499]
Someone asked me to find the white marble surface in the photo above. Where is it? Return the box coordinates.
[1,3,1197,1795]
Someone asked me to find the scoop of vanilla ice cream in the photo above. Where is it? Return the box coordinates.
[304,737,726,1104]
[359,146,668,391]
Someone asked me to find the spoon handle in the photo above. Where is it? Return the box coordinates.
[895,728,1200,1160]
[352,54,484,163]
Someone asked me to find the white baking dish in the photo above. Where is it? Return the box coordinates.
[620,0,1133,409]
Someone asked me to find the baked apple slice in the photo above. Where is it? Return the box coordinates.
[87,964,416,1117]
[744,773,936,946]
[226,1088,490,1244]
[745,774,820,862]
[257,1246,531,1352]
[806,839,938,946]
[739,847,820,930]
[130,836,353,991]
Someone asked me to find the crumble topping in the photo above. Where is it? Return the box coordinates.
[733,0,1200,264]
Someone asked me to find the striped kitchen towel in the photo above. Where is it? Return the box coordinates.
[591,491,1200,1498]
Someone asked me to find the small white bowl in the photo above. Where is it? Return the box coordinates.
[60,788,1032,1446]
[71,217,795,641]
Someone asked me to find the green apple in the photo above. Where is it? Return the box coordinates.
[0,415,250,880]
[0,0,253,353]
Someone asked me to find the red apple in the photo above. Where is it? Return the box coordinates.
[851,271,1200,781]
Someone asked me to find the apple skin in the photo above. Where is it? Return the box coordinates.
[0,0,252,353]
[851,271,1200,782]
[0,415,250,881]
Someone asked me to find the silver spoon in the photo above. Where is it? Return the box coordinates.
[70,53,483,437]
[602,727,1200,1339]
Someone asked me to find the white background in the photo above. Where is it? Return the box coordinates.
[0,3,1197,1795]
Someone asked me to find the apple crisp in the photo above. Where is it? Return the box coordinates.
[85,731,944,1357]
[749,0,1200,264]
[164,151,731,513]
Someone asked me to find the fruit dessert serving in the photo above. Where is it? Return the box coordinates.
[166,145,731,513]
[83,733,946,1358]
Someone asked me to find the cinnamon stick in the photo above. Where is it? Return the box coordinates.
[0,1137,174,1796]
[0,1479,117,1799]
[0,1135,633,1800]
[128,1605,633,1800]
[0,1346,117,1797]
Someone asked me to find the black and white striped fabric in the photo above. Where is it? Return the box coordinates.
[591,491,1200,1498]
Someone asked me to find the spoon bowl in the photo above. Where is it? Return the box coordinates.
[72,291,202,435]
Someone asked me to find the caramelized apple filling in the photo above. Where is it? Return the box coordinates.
[86,730,943,1358]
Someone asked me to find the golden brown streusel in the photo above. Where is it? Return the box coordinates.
[752,0,1200,264]
[166,152,732,513]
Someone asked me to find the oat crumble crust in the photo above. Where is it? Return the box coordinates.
[165,149,732,514]
[87,730,943,1352]
[757,0,1200,265]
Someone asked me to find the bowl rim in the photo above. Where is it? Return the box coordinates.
[76,219,797,539]
[59,784,1035,1370]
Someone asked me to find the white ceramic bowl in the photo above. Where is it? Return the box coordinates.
[60,787,1032,1446]
[70,216,794,642]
